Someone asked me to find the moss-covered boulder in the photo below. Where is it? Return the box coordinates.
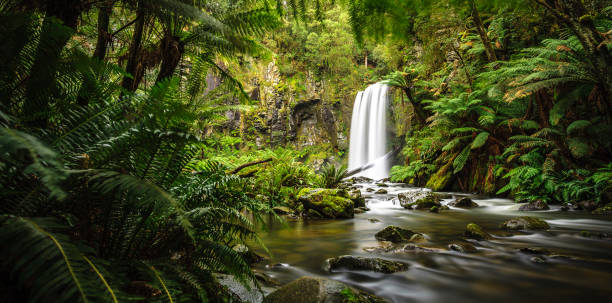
[448,197,479,208]
[592,203,612,215]
[375,188,388,194]
[501,217,550,230]
[403,193,442,210]
[465,223,492,240]
[324,255,409,273]
[375,226,418,243]
[264,276,388,303]
[298,188,354,219]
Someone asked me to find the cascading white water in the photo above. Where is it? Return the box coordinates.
[348,83,390,179]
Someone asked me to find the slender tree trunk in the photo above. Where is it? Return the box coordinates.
[155,31,184,84]
[402,87,427,126]
[470,0,497,62]
[22,0,84,127]
[121,2,146,92]
[93,0,114,61]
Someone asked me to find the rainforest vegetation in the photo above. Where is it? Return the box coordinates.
[1,0,612,302]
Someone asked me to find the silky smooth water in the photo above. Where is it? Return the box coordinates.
[254,182,612,303]
[348,83,391,179]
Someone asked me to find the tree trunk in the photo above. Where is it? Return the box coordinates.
[93,0,114,60]
[121,2,146,92]
[154,31,184,84]
[402,87,428,126]
[22,0,84,127]
[470,0,497,62]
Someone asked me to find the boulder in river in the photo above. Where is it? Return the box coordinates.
[375,226,418,243]
[575,200,598,211]
[349,190,366,208]
[448,197,479,208]
[465,223,492,240]
[354,207,369,214]
[399,192,442,210]
[324,255,409,273]
[448,242,478,253]
[264,276,388,303]
[518,200,549,211]
[375,188,388,194]
[298,188,354,219]
[501,216,550,230]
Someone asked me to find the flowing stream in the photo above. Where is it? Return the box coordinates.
[255,183,612,302]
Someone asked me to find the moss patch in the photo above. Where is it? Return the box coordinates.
[375,226,418,243]
[465,223,491,240]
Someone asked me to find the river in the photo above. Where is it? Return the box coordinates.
[253,181,612,303]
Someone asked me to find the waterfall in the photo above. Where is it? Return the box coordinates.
[348,83,391,180]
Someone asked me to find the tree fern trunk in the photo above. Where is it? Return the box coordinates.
[155,31,184,84]
[93,0,114,61]
[121,2,146,92]
[470,0,497,63]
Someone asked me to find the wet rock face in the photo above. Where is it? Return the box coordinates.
[375,226,418,243]
[298,188,354,219]
[465,223,492,240]
[349,190,366,208]
[264,276,389,303]
[449,197,479,208]
[324,255,409,273]
[501,217,550,230]
[519,200,550,211]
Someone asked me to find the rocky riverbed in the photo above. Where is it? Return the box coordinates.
[231,180,612,303]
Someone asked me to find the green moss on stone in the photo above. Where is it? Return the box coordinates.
[465,223,491,240]
[500,216,550,230]
[375,226,418,243]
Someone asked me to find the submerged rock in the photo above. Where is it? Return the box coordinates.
[530,256,547,264]
[354,207,369,214]
[519,200,550,211]
[375,226,418,243]
[409,233,426,243]
[501,216,550,230]
[366,188,375,192]
[402,244,439,253]
[264,276,388,303]
[448,242,478,253]
[298,188,354,219]
[465,223,492,240]
[324,255,409,273]
[448,197,479,208]
[375,188,388,194]
[368,218,381,223]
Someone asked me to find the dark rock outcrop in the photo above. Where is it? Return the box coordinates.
[448,197,479,208]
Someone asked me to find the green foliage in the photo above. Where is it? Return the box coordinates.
[317,164,348,188]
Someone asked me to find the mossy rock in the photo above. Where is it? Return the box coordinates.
[518,200,549,211]
[465,223,491,240]
[264,277,388,303]
[403,193,442,210]
[324,255,409,273]
[501,217,550,230]
[375,226,418,243]
[592,203,612,215]
[425,164,452,191]
[375,188,388,194]
[349,190,366,208]
[298,188,354,219]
